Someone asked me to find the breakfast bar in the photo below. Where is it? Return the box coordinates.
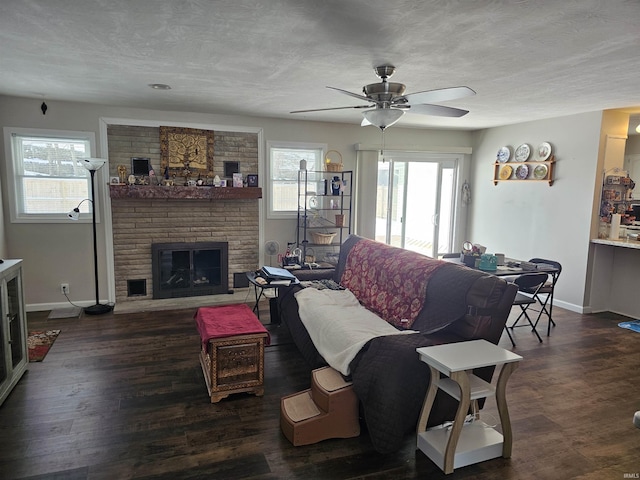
[589,238,640,318]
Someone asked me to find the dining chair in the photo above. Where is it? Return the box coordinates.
[507,273,548,344]
[524,258,562,336]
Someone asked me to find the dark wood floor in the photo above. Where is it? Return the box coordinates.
[1,301,639,479]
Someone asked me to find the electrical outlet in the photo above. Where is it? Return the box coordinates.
[60,283,69,295]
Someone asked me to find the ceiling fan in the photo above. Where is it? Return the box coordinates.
[291,65,475,130]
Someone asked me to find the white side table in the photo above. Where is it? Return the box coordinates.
[416,339,522,474]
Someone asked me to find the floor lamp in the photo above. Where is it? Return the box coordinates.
[68,158,114,315]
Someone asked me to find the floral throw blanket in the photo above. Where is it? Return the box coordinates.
[340,238,446,328]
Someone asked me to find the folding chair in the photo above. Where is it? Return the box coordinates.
[507,273,548,344]
[527,258,562,336]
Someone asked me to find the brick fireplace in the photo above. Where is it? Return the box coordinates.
[107,125,260,307]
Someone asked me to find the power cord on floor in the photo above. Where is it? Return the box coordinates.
[62,291,84,309]
[60,292,115,311]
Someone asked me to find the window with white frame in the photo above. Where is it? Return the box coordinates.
[268,141,326,218]
[4,128,95,222]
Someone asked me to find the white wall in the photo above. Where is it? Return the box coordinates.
[0,95,473,310]
[625,132,640,155]
[468,111,603,312]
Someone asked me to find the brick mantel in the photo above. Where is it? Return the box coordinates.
[109,185,262,200]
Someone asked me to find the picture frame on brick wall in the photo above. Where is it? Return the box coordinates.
[159,126,214,179]
[247,174,258,187]
[224,161,239,178]
[233,173,243,187]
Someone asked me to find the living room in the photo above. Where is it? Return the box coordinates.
[0,98,637,317]
[1,1,640,478]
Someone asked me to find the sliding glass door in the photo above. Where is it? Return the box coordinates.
[375,153,458,258]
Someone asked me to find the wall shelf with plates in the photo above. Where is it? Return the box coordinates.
[493,157,555,186]
[493,143,556,186]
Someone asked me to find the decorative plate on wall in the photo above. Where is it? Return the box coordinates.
[497,146,511,163]
[499,165,513,179]
[515,143,531,162]
[516,164,529,179]
[536,142,552,161]
[533,164,548,180]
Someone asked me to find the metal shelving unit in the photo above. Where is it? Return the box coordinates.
[297,170,352,266]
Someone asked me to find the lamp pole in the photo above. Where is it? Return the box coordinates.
[84,167,113,315]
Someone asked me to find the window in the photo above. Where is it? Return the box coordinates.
[4,128,96,222]
[376,152,460,257]
[267,141,326,218]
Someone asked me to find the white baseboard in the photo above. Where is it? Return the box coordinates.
[553,299,587,314]
[27,300,101,312]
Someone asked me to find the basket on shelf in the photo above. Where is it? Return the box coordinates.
[310,232,336,244]
[324,150,343,172]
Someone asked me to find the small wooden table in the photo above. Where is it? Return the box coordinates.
[416,340,522,474]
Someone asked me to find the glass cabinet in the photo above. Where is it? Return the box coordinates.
[0,259,28,406]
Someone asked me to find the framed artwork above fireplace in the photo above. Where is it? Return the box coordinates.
[160,126,214,179]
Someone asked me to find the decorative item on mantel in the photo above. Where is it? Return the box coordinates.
[159,125,214,186]
[117,165,127,184]
[233,173,243,187]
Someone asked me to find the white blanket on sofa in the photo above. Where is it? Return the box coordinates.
[294,288,417,375]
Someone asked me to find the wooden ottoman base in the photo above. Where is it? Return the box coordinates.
[200,333,268,403]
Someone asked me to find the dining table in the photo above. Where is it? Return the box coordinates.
[442,256,560,278]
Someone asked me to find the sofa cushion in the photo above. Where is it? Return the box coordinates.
[340,237,445,329]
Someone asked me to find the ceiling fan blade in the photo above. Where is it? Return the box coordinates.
[407,103,469,118]
[327,86,373,102]
[401,86,475,105]
[291,104,373,113]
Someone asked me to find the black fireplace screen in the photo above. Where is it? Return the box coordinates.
[152,242,228,299]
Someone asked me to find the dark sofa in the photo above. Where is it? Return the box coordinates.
[278,235,517,453]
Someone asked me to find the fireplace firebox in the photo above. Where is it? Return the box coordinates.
[152,242,228,299]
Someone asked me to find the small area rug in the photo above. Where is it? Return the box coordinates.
[27,330,61,362]
[618,320,640,334]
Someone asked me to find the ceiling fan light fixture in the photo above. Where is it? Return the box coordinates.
[362,108,404,130]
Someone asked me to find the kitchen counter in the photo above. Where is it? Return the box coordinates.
[589,238,640,318]
[591,238,640,249]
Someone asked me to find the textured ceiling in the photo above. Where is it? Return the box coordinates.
[1,0,640,132]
